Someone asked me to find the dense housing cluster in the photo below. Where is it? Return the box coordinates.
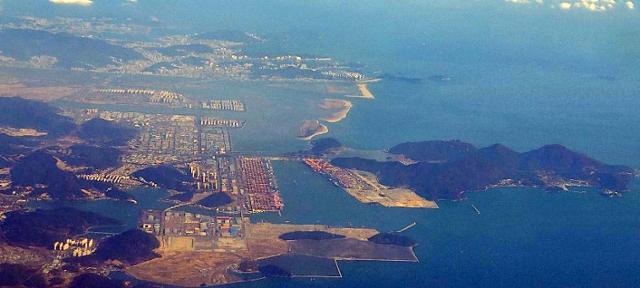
[200,117,245,128]
[52,238,96,257]
[201,99,245,111]
[98,89,185,105]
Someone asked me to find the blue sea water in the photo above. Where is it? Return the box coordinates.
[4,1,640,287]
[241,162,640,288]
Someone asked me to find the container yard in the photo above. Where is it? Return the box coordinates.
[238,157,282,212]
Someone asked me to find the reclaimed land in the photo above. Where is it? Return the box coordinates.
[346,169,438,208]
[0,83,80,102]
[346,83,374,99]
[257,254,341,278]
[290,238,417,262]
[126,251,244,287]
[125,223,414,287]
[279,231,345,241]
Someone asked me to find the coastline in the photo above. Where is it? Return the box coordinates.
[346,83,374,99]
[320,99,353,123]
[347,170,438,208]
[299,123,329,141]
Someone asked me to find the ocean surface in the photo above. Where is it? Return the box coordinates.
[243,162,640,288]
[4,1,640,287]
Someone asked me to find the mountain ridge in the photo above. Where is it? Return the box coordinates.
[332,141,635,200]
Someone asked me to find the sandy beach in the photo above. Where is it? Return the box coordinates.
[345,83,375,99]
[300,124,328,140]
[298,120,329,141]
[320,98,353,123]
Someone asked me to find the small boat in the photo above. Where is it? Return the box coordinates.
[471,204,480,215]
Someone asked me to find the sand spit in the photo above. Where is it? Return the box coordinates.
[346,83,374,99]
[298,120,329,141]
[320,98,353,123]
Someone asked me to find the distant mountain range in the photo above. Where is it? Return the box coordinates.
[0,97,140,200]
[8,150,129,201]
[77,118,137,147]
[0,208,119,248]
[332,140,635,200]
[194,30,262,43]
[0,29,143,69]
[0,97,76,137]
[152,44,214,57]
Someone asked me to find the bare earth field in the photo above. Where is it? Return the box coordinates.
[347,170,438,208]
[125,223,376,287]
[126,223,414,287]
[0,83,80,101]
[126,251,245,287]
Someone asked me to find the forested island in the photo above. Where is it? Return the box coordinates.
[332,140,635,200]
